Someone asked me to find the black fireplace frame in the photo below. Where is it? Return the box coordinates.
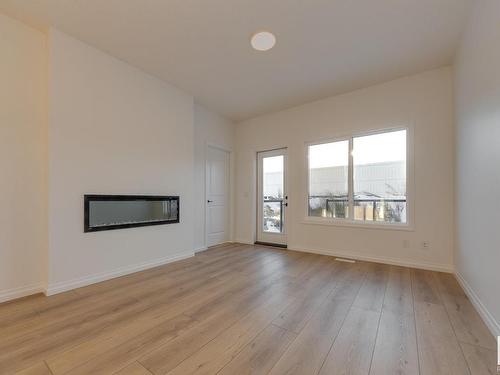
[84,194,180,232]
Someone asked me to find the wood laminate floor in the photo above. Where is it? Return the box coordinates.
[0,243,496,375]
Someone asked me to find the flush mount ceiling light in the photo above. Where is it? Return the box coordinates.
[251,31,276,51]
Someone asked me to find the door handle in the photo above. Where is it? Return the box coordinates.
[207,200,213,203]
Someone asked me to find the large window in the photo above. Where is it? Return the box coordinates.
[307,129,407,225]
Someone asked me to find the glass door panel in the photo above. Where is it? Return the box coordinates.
[263,155,284,233]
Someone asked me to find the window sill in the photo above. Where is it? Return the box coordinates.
[301,217,414,231]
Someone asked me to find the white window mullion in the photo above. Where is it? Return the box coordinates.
[348,137,354,220]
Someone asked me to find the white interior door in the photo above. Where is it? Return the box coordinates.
[257,148,288,246]
[206,146,230,247]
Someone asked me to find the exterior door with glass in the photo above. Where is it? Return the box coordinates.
[257,149,287,246]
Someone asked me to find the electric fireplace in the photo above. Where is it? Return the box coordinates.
[84,195,179,232]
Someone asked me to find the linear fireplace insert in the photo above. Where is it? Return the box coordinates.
[84,194,179,232]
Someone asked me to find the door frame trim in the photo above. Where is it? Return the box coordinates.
[204,143,233,249]
[256,147,288,246]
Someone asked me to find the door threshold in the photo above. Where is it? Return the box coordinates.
[254,241,287,249]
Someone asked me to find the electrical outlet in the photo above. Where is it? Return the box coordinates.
[421,241,430,250]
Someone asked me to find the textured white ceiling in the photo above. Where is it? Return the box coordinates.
[1,0,471,121]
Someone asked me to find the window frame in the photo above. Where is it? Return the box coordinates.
[304,126,414,231]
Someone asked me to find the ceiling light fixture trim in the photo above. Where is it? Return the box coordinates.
[251,31,276,51]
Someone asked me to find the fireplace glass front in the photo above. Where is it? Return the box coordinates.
[84,195,179,232]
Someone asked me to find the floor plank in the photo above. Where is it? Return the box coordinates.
[318,306,380,375]
[165,292,293,375]
[353,262,389,312]
[328,261,367,301]
[369,264,418,375]
[0,297,150,373]
[217,324,296,375]
[114,362,154,375]
[53,274,285,375]
[47,313,196,375]
[268,296,353,375]
[433,272,467,297]
[369,309,419,375]
[440,292,496,350]
[411,269,442,305]
[272,263,337,334]
[15,362,52,375]
[460,342,498,375]
[140,276,296,375]
[383,266,414,315]
[5,275,234,373]
[414,301,470,375]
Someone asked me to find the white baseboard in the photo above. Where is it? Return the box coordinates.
[234,238,254,245]
[194,246,208,253]
[45,251,194,296]
[0,283,45,304]
[287,245,454,273]
[455,272,500,337]
[197,241,243,253]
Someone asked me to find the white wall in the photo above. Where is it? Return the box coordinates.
[193,104,235,251]
[47,29,195,293]
[235,67,455,271]
[0,17,236,300]
[454,0,500,335]
[0,14,48,301]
